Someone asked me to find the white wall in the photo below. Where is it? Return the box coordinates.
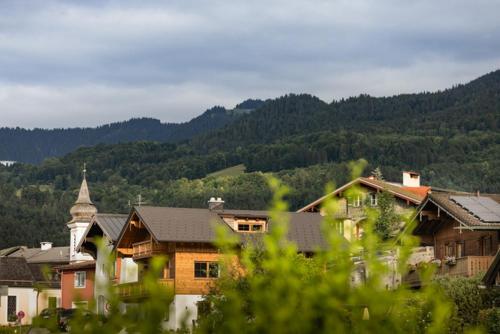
[165,294,203,330]
[68,221,94,263]
[0,287,61,325]
[119,257,138,284]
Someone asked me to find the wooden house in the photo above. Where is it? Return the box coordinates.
[114,199,326,329]
[298,172,430,240]
[413,191,500,278]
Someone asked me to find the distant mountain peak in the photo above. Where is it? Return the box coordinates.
[235,99,266,110]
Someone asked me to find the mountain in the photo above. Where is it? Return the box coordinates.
[0,70,499,248]
[0,99,265,164]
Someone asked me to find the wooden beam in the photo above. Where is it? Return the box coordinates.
[117,247,134,256]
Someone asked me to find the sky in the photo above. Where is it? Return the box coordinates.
[1,0,499,129]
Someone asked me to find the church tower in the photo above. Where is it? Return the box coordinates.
[67,165,96,263]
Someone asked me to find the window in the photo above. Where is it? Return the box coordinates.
[194,262,207,278]
[7,296,16,322]
[238,224,250,231]
[48,297,57,309]
[369,193,378,206]
[456,242,465,258]
[194,262,219,278]
[208,263,219,278]
[445,243,455,257]
[349,196,361,207]
[251,224,262,232]
[238,223,264,232]
[481,236,492,256]
[74,271,86,288]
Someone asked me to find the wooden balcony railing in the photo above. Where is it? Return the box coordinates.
[439,256,493,277]
[117,279,175,300]
[132,240,168,260]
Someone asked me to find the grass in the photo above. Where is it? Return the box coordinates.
[207,164,246,178]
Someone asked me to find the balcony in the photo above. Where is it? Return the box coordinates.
[117,279,175,300]
[439,256,494,277]
[132,240,169,260]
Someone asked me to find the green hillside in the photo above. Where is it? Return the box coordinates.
[0,70,499,248]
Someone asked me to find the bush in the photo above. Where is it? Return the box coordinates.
[478,308,500,334]
[434,276,484,331]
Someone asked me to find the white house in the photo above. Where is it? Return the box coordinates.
[0,244,69,325]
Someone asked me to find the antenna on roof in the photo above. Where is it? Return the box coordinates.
[83,162,87,179]
[134,194,147,207]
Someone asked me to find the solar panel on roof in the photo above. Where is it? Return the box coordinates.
[450,196,500,223]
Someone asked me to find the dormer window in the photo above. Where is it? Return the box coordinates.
[222,215,267,233]
[237,222,265,232]
[252,225,262,232]
[238,224,250,231]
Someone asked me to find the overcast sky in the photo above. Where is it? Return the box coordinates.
[1,0,499,128]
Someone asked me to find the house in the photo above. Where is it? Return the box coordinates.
[297,171,430,240]
[413,190,500,278]
[0,243,68,325]
[114,198,326,330]
[76,213,135,314]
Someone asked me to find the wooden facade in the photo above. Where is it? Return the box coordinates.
[416,198,499,278]
[116,212,224,298]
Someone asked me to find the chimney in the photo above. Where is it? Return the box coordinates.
[402,171,420,187]
[40,242,53,251]
[208,197,224,211]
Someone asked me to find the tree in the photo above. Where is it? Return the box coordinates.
[374,191,399,240]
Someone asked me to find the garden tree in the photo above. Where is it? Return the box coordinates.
[195,175,456,334]
[371,167,384,180]
[373,191,399,241]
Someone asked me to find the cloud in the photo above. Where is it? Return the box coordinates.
[0,0,499,128]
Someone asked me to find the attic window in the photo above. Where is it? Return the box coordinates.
[238,224,250,231]
[237,222,265,233]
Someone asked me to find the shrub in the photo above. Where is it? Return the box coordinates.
[478,307,500,334]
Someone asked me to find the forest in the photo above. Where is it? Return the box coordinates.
[0,99,264,164]
[0,70,498,248]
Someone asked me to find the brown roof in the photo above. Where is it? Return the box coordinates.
[134,206,227,243]
[77,213,128,253]
[0,257,61,288]
[56,260,96,271]
[120,206,329,252]
[297,177,427,212]
[423,191,500,229]
[7,246,70,264]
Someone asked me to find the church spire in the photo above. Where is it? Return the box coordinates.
[75,163,92,205]
[70,164,97,219]
[68,164,96,263]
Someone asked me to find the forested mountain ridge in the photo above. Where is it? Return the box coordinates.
[0,99,265,163]
[192,70,499,152]
[0,70,498,248]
